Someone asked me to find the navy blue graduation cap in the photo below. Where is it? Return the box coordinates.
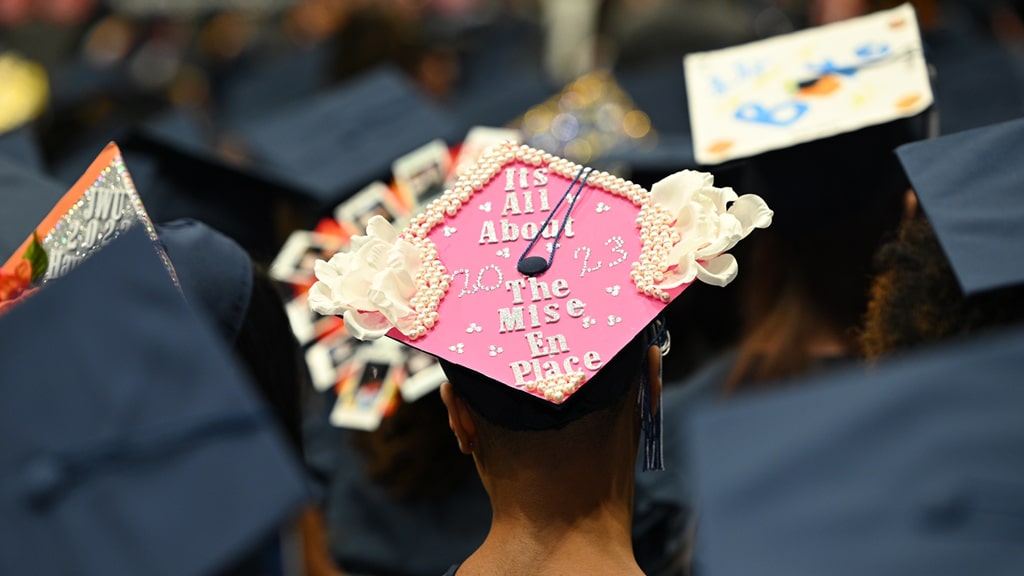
[0,155,66,259]
[156,218,253,342]
[689,324,1024,576]
[0,225,309,576]
[238,65,457,207]
[896,117,1024,296]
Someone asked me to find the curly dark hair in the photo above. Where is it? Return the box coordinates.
[861,215,1024,358]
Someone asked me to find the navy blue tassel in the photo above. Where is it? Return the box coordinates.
[641,318,668,471]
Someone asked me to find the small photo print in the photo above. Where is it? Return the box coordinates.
[330,341,406,431]
[392,139,452,207]
[270,230,347,287]
[306,329,361,392]
[334,181,405,235]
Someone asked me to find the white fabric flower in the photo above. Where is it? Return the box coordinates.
[650,170,772,289]
[307,216,422,340]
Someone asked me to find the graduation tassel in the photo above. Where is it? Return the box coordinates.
[641,317,669,471]
[640,374,663,471]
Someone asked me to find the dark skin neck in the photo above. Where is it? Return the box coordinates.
[460,393,643,575]
[440,346,662,576]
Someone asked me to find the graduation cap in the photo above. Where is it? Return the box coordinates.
[0,225,309,576]
[683,3,933,238]
[689,323,1024,576]
[156,218,253,342]
[895,117,1024,296]
[2,142,168,286]
[238,66,458,211]
[308,142,772,433]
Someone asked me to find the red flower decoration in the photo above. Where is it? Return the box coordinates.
[0,232,48,314]
[0,259,32,300]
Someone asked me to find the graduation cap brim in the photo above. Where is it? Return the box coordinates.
[0,225,308,576]
[690,326,1024,576]
[896,117,1024,296]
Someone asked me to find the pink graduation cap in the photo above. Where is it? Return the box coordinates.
[309,142,771,406]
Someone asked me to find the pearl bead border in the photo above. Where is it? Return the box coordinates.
[526,370,587,403]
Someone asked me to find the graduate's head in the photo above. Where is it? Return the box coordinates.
[308,141,771,471]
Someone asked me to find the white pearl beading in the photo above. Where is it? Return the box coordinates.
[402,235,448,340]
[525,370,587,404]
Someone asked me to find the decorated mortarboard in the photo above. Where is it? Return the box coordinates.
[685,2,933,166]
[895,117,1024,296]
[1,142,172,312]
[238,66,457,209]
[0,226,309,576]
[308,141,771,426]
[689,324,1024,576]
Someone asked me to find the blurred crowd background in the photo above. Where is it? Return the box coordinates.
[5,2,1024,576]
[3,0,1019,193]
